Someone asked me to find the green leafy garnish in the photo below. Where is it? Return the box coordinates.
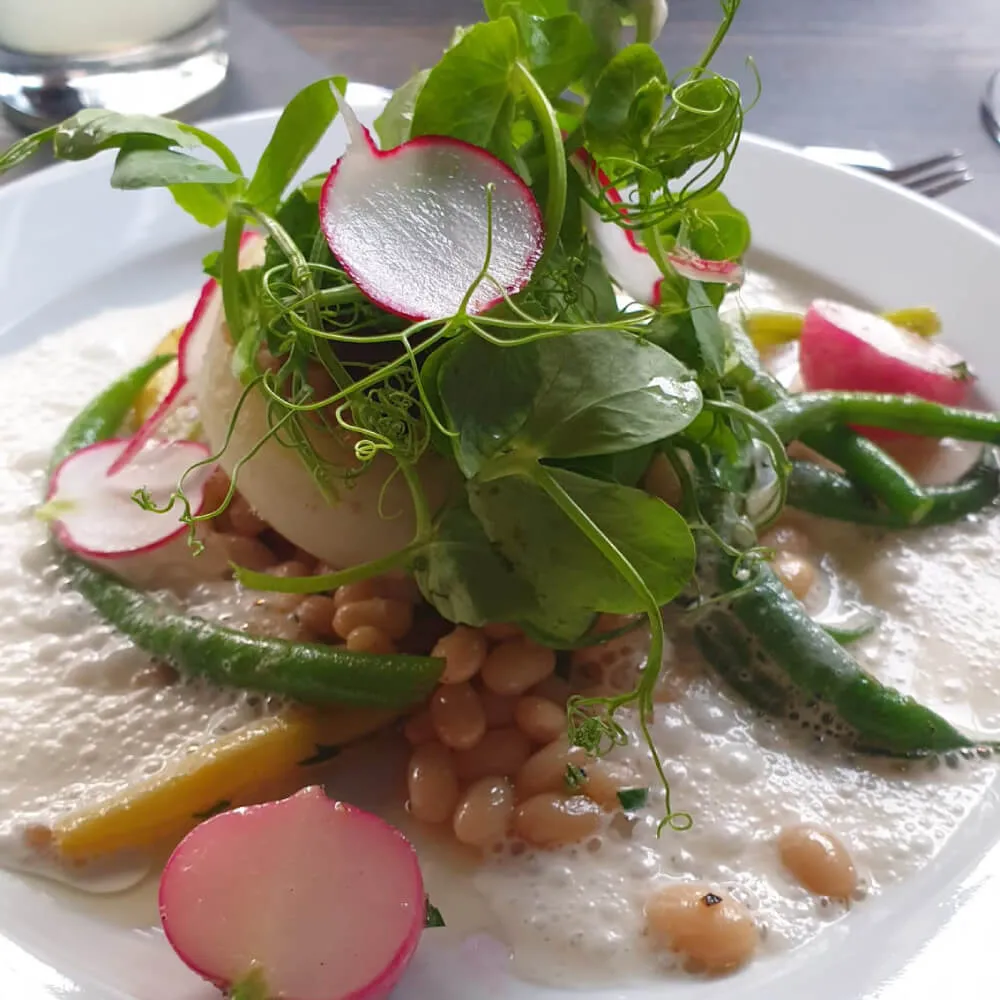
[616,786,648,811]
[192,799,232,821]
[4,0,757,833]
[297,744,343,767]
[565,763,588,790]
[425,897,446,928]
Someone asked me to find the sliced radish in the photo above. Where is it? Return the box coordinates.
[583,198,663,306]
[799,299,973,407]
[109,233,266,474]
[46,438,212,560]
[160,786,425,1000]
[578,156,662,305]
[319,91,543,321]
[665,245,743,285]
[578,154,742,302]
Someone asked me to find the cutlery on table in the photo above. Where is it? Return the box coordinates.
[802,147,973,198]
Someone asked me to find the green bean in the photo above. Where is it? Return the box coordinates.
[764,392,1000,445]
[49,353,174,471]
[821,620,879,646]
[787,451,1000,527]
[50,359,444,708]
[738,369,931,522]
[799,431,932,524]
[735,367,784,412]
[712,553,973,755]
[693,612,792,716]
[65,558,440,708]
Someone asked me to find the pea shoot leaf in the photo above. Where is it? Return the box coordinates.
[410,19,519,151]
[557,442,657,487]
[110,148,242,189]
[266,175,332,271]
[648,75,742,179]
[571,0,625,82]
[375,69,430,148]
[413,500,537,626]
[468,467,695,615]
[0,126,56,176]
[504,8,595,96]
[245,76,347,214]
[52,110,196,159]
[584,43,667,158]
[109,148,243,226]
[687,279,730,377]
[485,0,569,16]
[9,109,250,229]
[439,329,702,477]
[681,191,751,261]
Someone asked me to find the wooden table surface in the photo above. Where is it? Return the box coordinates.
[246,0,1000,232]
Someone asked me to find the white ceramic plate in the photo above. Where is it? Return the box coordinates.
[3,85,1000,1000]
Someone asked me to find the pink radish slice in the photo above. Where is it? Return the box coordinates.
[319,92,543,321]
[109,233,267,475]
[160,786,425,1000]
[578,154,742,301]
[578,154,662,305]
[665,246,743,285]
[799,299,972,407]
[46,438,212,560]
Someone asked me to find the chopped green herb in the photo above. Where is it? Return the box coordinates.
[192,799,231,821]
[565,763,588,790]
[298,744,343,767]
[616,787,649,812]
[425,897,446,928]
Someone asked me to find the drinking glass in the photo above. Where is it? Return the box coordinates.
[983,69,1000,145]
[0,0,228,125]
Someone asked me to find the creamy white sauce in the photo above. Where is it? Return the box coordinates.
[0,297,281,888]
[0,265,998,990]
[469,263,1000,984]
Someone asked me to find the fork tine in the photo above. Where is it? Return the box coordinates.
[907,170,974,199]
[885,150,965,182]
[905,165,972,190]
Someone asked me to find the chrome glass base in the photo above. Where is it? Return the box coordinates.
[0,11,228,127]
[983,69,1000,145]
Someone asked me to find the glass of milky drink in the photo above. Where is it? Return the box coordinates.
[0,0,227,125]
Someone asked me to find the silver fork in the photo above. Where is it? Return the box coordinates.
[801,146,974,198]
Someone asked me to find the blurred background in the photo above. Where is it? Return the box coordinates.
[245,0,1000,224]
[3,0,1000,228]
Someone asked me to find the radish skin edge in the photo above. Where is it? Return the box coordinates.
[159,786,425,1000]
[319,93,544,321]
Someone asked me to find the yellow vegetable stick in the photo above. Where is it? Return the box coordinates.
[131,326,182,428]
[742,311,804,349]
[53,706,397,860]
[882,307,942,338]
[743,305,943,352]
